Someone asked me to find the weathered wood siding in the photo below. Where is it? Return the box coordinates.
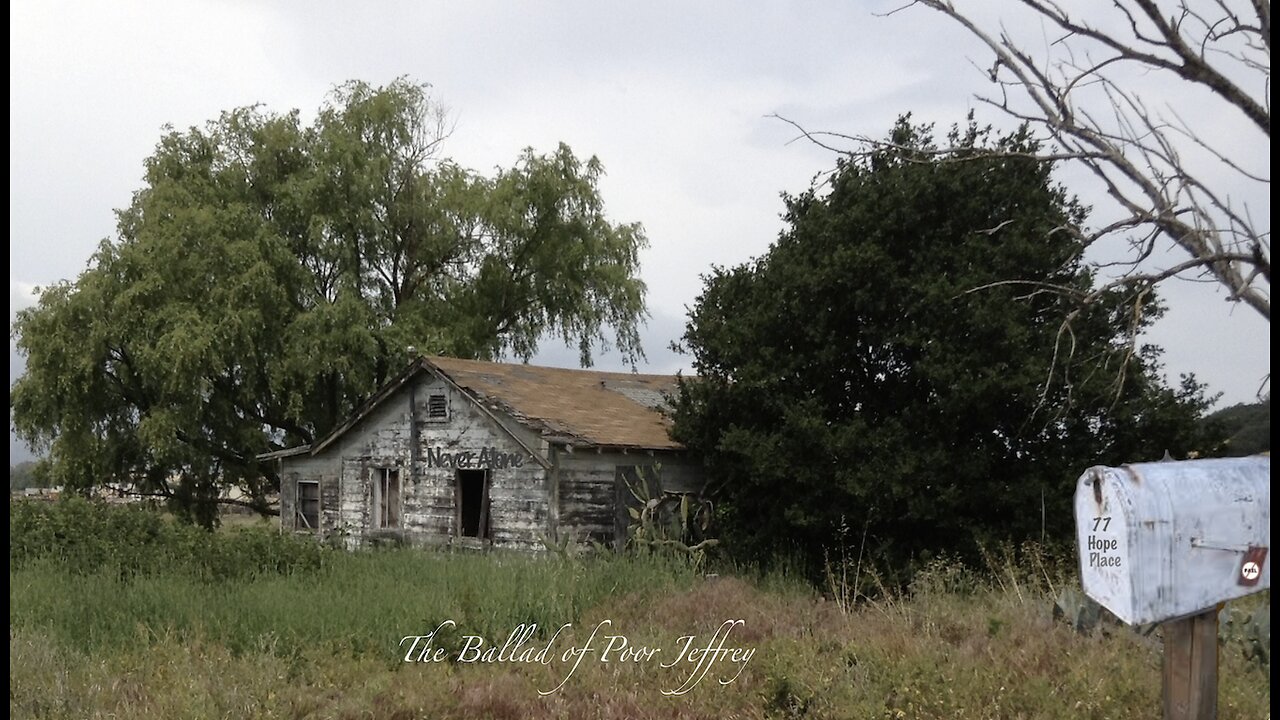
[555,450,705,546]
[555,451,619,544]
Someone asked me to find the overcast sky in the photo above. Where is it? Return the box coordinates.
[9,1,1270,461]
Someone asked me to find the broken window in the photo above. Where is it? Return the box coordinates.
[373,468,402,529]
[456,469,491,539]
[297,480,320,531]
[427,393,448,420]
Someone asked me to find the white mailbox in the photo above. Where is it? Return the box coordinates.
[1074,456,1270,626]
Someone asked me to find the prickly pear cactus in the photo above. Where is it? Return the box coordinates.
[1219,603,1270,670]
[623,465,719,567]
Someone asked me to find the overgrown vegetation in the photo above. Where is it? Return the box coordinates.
[9,500,1270,719]
[11,509,702,664]
[10,497,328,581]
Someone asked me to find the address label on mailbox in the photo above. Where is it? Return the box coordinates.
[1074,456,1270,626]
[1076,492,1133,621]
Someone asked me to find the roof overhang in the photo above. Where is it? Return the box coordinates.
[257,445,312,461]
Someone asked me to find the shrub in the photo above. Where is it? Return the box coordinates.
[9,497,328,580]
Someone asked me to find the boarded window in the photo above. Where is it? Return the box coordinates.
[297,480,320,530]
[456,469,491,539]
[427,394,448,420]
[373,468,402,529]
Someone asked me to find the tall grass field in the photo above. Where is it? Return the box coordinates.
[9,499,1271,719]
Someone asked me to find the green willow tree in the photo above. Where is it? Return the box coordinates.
[11,79,648,526]
[670,116,1220,574]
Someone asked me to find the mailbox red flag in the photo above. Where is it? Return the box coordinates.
[1238,546,1268,587]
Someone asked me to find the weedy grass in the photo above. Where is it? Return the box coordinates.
[9,499,1272,719]
[10,536,702,658]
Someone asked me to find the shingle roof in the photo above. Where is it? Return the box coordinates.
[427,356,683,450]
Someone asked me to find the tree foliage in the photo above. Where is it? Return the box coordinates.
[11,79,648,526]
[671,116,1220,574]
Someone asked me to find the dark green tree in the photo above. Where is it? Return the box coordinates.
[671,116,1220,574]
[10,79,647,526]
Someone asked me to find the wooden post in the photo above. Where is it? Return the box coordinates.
[1162,609,1218,720]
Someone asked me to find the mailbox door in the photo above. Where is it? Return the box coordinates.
[1075,466,1171,625]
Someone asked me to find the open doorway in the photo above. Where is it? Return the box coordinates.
[456,469,491,540]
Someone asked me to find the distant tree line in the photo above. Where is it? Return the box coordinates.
[9,461,51,491]
[1204,398,1270,457]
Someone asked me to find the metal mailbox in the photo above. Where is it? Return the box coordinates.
[1074,456,1270,626]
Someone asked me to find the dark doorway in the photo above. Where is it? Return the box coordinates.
[457,469,491,539]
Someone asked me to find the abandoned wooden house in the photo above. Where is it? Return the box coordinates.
[261,356,703,550]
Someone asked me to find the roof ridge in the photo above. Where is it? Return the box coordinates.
[425,355,681,382]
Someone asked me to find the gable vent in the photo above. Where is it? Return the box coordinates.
[427,393,448,420]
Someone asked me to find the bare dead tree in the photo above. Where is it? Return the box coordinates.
[788,3,1269,315]
[905,1,1270,319]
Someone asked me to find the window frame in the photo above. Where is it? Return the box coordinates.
[372,467,403,530]
[296,479,321,531]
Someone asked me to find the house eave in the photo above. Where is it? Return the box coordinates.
[550,439,686,455]
[257,445,312,461]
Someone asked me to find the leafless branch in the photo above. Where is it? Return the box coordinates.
[902,0,1269,322]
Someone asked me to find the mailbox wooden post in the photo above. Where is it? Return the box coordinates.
[1074,456,1269,720]
[1161,609,1218,720]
